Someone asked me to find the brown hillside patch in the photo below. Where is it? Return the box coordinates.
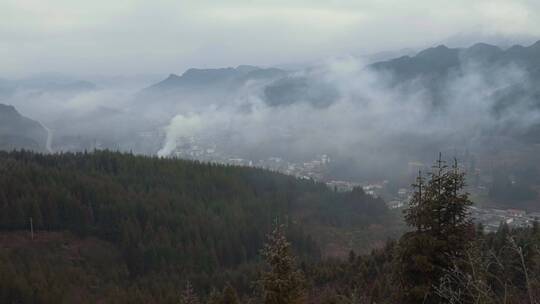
[0,231,120,262]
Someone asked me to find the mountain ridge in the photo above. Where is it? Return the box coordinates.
[0,104,48,151]
[370,40,540,78]
[144,65,287,92]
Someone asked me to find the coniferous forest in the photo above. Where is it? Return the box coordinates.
[0,150,390,303]
[0,151,539,303]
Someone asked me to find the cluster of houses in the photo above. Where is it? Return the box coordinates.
[326,180,361,192]
[386,188,411,209]
[470,206,540,233]
[385,191,540,233]
[236,154,332,181]
[173,140,333,182]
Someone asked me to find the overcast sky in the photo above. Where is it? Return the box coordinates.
[1,0,540,78]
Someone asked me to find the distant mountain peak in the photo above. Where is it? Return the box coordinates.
[236,65,260,73]
[371,40,540,80]
[507,44,525,52]
[0,103,18,115]
[0,103,48,152]
[166,73,181,80]
[468,42,501,51]
[415,44,456,58]
[462,43,503,63]
[143,65,286,93]
[529,40,540,49]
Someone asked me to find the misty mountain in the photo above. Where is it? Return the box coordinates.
[370,41,540,142]
[437,31,539,50]
[142,64,341,108]
[3,40,540,180]
[263,75,339,107]
[133,65,288,118]
[0,104,48,151]
[131,65,291,125]
[144,65,287,92]
[261,41,540,108]
[139,41,540,112]
[371,40,540,81]
[258,41,540,110]
[360,48,417,64]
[142,41,540,169]
[371,45,460,82]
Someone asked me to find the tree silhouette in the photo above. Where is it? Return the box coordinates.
[396,155,473,304]
[258,224,306,304]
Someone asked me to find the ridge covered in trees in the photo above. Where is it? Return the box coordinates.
[2,151,539,303]
[0,150,392,303]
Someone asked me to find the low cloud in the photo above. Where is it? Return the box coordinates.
[157,56,540,178]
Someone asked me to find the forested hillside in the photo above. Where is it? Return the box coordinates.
[0,150,395,303]
[2,152,540,303]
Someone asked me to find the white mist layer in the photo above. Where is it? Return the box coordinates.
[157,57,539,167]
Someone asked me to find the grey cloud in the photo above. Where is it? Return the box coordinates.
[1,0,540,77]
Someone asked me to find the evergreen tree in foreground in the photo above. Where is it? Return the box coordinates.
[180,281,200,304]
[396,156,473,304]
[259,224,306,304]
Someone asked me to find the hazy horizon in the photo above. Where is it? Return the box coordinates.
[2,0,540,184]
[2,0,540,78]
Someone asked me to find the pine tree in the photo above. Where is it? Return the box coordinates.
[180,281,200,304]
[396,156,473,304]
[442,159,473,257]
[258,224,306,304]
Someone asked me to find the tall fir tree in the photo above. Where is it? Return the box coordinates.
[180,281,200,304]
[258,224,306,304]
[396,155,473,304]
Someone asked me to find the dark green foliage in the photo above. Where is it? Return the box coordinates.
[258,224,306,304]
[0,150,388,303]
[396,157,473,303]
[300,225,540,304]
[5,152,538,303]
[297,157,540,303]
[301,239,397,303]
[0,150,374,273]
[180,281,200,304]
